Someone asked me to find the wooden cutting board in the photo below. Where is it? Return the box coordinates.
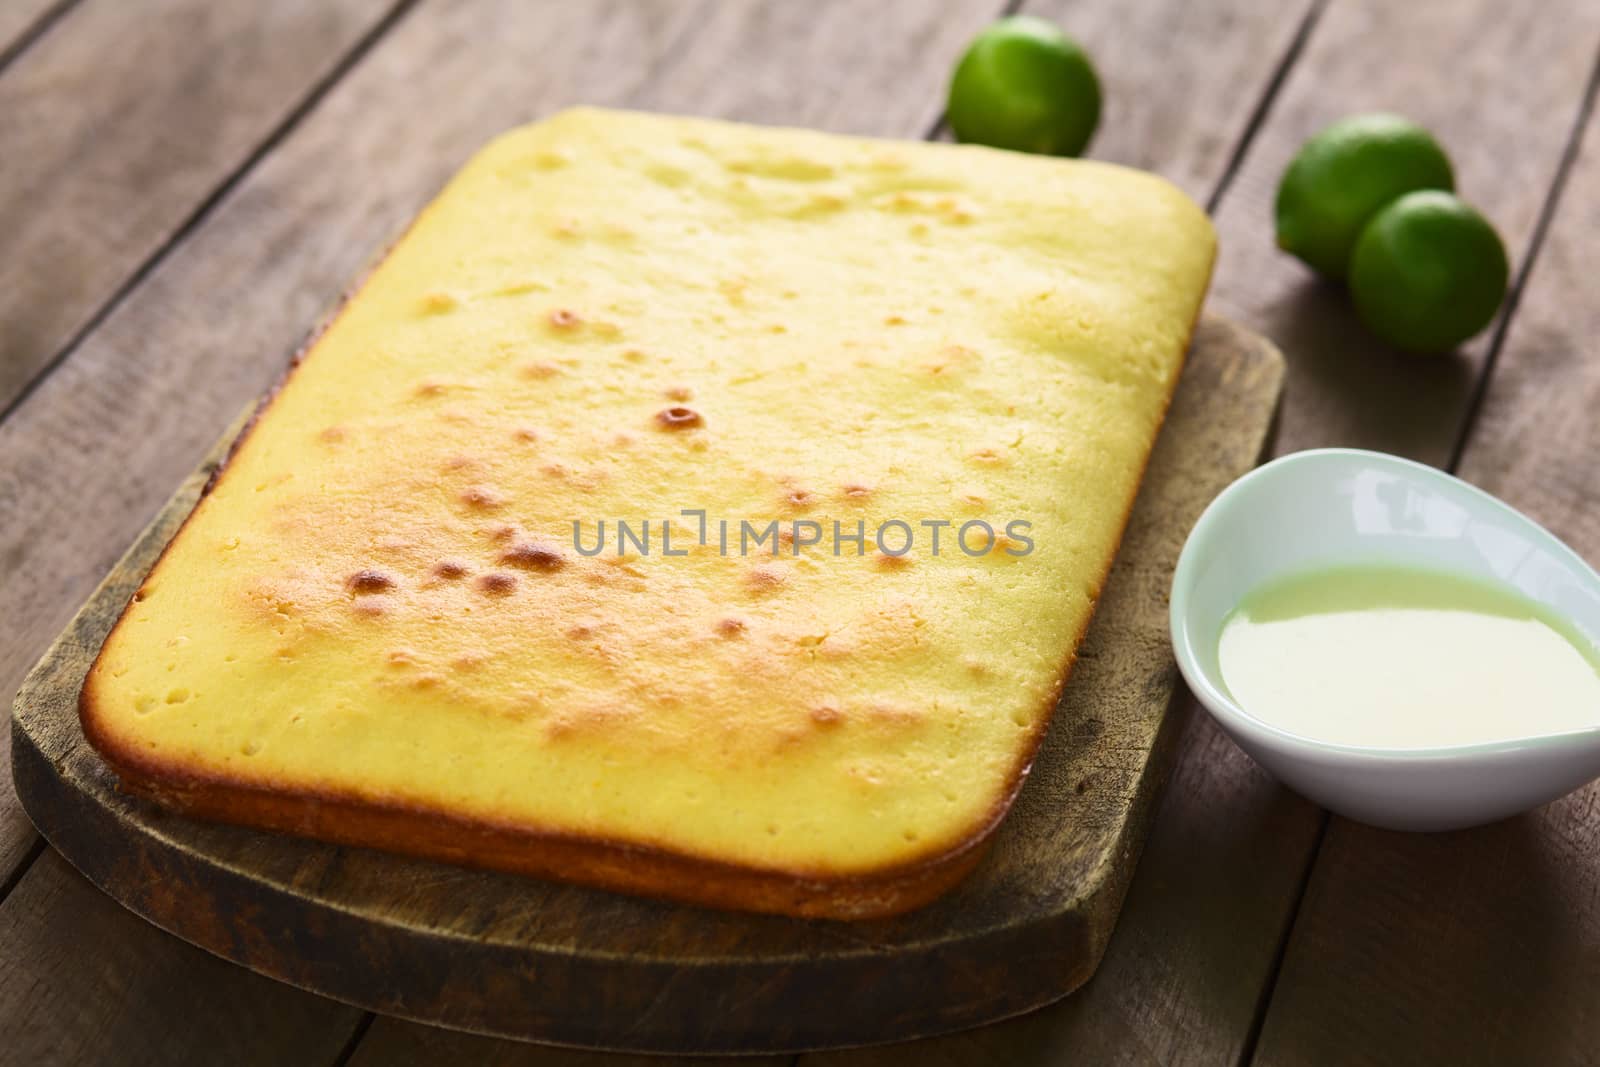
[11,314,1282,1055]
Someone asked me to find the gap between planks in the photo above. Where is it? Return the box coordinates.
[1203,0,1331,215]
[0,0,79,78]
[1444,44,1600,474]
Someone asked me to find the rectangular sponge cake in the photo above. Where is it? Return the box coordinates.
[81,108,1215,919]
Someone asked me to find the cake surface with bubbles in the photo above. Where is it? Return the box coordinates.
[80,108,1215,918]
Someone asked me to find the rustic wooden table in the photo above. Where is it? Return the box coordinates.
[2,1,1597,1063]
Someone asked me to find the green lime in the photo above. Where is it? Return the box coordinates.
[1348,190,1508,353]
[1275,113,1455,280]
[946,16,1101,157]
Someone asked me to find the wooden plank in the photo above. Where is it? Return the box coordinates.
[0,849,359,1066]
[1043,0,1313,203]
[0,0,402,416]
[1251,86,1600,1067]
[621,0,992,135]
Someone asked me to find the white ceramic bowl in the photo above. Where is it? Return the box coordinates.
[1170,448,1600,831]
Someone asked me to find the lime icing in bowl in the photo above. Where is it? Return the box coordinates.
[1170,448,1600,831]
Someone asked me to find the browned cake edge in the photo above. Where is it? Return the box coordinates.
[77,212,1214,921]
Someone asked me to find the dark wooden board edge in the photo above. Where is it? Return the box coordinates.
[10,315,1284,1054]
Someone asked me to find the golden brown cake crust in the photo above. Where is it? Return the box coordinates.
[78,299,1203,922]
[78,109,1215,919]
[81,697,996,919]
